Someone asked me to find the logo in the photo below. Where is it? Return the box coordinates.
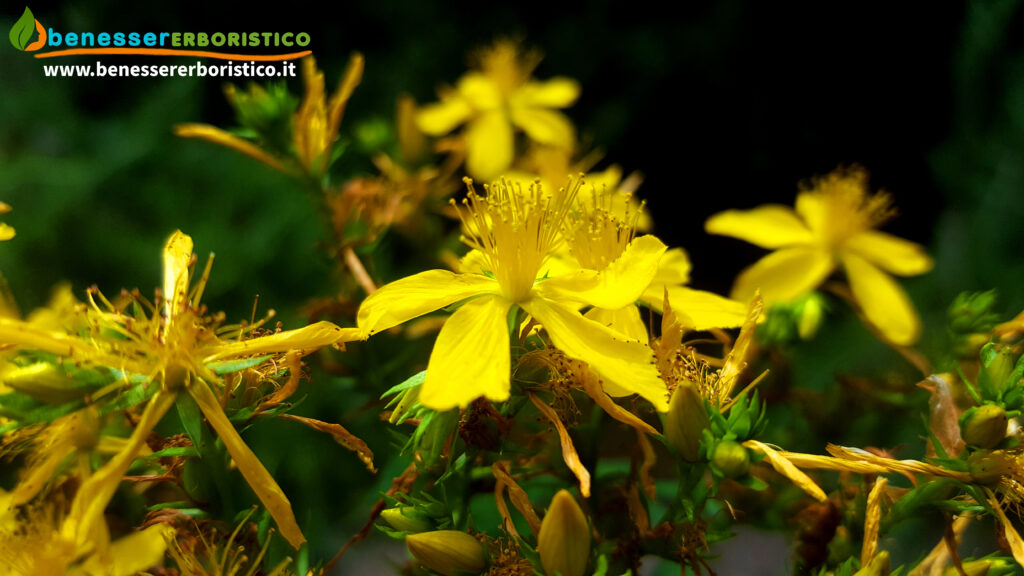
[9,6,46,51]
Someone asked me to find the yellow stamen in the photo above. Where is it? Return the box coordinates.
[456,178,576,302]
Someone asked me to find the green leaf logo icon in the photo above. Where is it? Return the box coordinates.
[9,7,36,51]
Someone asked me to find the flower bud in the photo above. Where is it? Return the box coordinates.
[797,293,827,340]
[967,450,1015,485]
[538,490,590,576]
[405,530,486,576]
[380,506,432,533]
[982,344,1017,396]
[712,441,750,479]
[961,405,1008,449]
[664,379,709,462]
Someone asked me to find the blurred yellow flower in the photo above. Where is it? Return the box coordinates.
[705,167,932,345]
[0,202,14,241]
[417,40,580,180]
[358,180,669,411]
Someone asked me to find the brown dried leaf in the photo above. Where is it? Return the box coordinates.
[278,413,376,473]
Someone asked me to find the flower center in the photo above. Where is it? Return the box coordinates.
[803,167,895,247]
[564,187,642,271]
[457,178,575,302]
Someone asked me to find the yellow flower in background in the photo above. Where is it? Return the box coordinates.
[0,202,14,241]
[705,167,933,345]
[0,231,360,550]
[505,146,651,230]
[417,40,580,180]
[358,179,669,411]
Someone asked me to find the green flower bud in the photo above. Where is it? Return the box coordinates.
[854,551,890,576]
[712,440,750,478]
[405,530,486,576]
[380,506,432,533]
[797,292,827,340]
[982,344,1018,396]
[961,405,1008,449]
[538,490,591,576]
[665,379,709,462]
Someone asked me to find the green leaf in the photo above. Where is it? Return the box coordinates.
[176,393,203,448]
[381,370,426,399]
[9,7,35,51]
[206,354,272,375]
[146,446,200,459]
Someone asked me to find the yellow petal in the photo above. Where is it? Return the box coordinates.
[174,124,287,173]
[510,108,575,149]
[0,223,14,241]
[0,318,94,360]
[541,235,667,310]
[744,440,827,502]
[718,293,763,391]
[861,477,887,568]
[579,369,659,436]
[357,270,499,335]
[842,253,921,345]
[731,246,834,303]
[63,391,176,546]
[421,296,512,410]
[416,98,473,136]
[205,321,360,362]
[456,72,502,110]
[705,205,814,249]
[988,489,1024,568]
[85,524,173,576]
[523,298,668,411]
[513,78,581,108]
[795,191,828,235]
[162,230,193,323]
[584,305,649,344]
[643,286,748,331]
[845,230,933,276]
[189,379,305,549]
[465,111,514,180]
[652,248,692,286]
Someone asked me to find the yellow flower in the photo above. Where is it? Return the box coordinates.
[705,167,933,345]
[417,40,580,180]
[562,186,748,344]
[357,180,669,411]
[0,231,360,550]
[0,202,13,241]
